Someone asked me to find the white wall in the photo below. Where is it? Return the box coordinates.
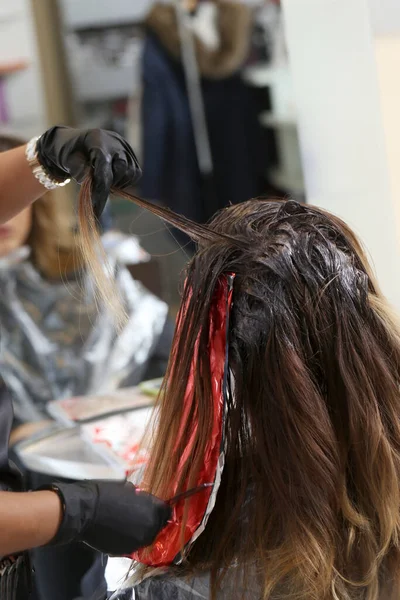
[374,37,400,249]
[368,0,400,34]
[0,0,46,137]
[370,0,400,274]
[281,0,400,310]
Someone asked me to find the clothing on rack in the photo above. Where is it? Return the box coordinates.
[146,1,253,79]
[139,32,264,227]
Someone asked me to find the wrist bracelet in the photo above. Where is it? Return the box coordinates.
[25,136,71,190]
[37,483,71,546]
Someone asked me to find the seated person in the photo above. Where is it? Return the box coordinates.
[0,134,171,434]
[109,198,400,600]
[0,134,172,600]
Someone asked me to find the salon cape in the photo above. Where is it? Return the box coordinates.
[0,242,168,423]
[110,568,261,600]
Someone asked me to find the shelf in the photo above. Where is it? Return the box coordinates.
[60,0,151,30]
[244,63,297,126]
[71,63,139,102]
[0,60,28,76]
[0,3,25,21]
[243,63,289,88]
[259,110,297,128]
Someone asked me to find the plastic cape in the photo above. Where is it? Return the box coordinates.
[111,568,262,600]
[133,274,234,568]
[0,244,168,423]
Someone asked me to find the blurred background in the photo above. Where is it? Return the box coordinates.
[2,0,400,307]
[1,0,299,312]
[2,0,399,309]
[2,1,400,598]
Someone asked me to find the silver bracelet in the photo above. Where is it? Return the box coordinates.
[25,136,71,190]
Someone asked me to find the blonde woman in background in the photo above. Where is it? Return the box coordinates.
[0,127,170,600]
[0,135,170,434]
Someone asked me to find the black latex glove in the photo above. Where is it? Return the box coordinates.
[36,126,142,219]
[41,480,171,555]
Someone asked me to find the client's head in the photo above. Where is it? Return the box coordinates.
[136,198,400,600]
[0,134,78,277]
[75,180,400,598]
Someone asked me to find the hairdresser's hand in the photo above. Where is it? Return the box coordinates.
[41,480,171,555]
[36,126,142,219]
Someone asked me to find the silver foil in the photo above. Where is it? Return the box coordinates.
[0,244,168,423]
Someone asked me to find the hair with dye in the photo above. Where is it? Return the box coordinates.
[78,180,400,599]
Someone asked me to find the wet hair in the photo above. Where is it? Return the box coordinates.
[79,183,400,599]
[0,133,79,279]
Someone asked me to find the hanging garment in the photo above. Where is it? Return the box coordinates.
[146,2,253,80]
[139,32,203,224]
[0,244,168,423]
[139,32,263,225]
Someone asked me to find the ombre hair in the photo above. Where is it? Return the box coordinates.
[80,186,400,599]
[0,133,80,279]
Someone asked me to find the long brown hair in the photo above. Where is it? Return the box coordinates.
[79,183,400,599]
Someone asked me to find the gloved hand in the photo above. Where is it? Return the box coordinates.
[40,480,171,555]
[36,126,141,220]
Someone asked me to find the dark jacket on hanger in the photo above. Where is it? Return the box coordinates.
[140,33,203,224]
[139,32,263,226]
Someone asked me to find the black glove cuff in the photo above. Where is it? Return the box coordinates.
[36,126,71,181]
[38,482,97,547]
